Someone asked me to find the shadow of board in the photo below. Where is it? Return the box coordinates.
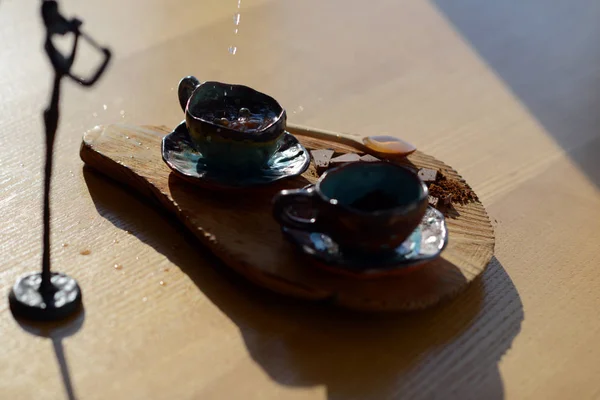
[432,0,600,188]
[84,168,523,400]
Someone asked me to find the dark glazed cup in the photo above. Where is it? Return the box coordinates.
[273,162,429,253]
[178,76,287,171]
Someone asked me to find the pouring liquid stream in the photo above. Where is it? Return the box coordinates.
[229,0,242,55]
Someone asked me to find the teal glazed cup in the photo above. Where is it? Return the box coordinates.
[178,76,287,172]
[273,162,429,253]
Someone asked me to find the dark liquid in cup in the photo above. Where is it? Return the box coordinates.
[349,190,398,212]
[202,105,278,133]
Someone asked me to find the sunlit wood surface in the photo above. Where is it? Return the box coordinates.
[0,0,599,399]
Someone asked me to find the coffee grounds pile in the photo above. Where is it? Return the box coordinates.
[426,171,478,205]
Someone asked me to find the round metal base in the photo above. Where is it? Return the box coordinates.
[9,272,82,321]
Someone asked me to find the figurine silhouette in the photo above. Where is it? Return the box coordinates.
[8,1,111,321]
[40,0,111,291]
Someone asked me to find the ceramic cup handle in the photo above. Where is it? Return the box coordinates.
[272,187,320,231]
[178,76,201,112]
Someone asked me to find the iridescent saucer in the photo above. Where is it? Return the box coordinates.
[162,122,310,190]
[282,207,448,277]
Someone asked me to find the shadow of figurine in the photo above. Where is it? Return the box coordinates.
[84,167,523,399]
[14,310,86,400]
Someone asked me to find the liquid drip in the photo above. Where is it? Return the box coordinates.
[363,135,416,155]
[229,1,241,55]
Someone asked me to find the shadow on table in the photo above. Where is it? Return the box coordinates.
[13,310,85,400]
[84,167,523,399]
[431,0,600,188]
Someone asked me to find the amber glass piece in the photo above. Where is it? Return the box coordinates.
[362,135,416,156]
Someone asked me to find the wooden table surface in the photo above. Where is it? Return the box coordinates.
[1,0,599,399]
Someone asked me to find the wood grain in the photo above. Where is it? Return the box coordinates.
[80,124,495,312]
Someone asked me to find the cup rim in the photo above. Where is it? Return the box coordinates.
[186,81,286,138]
[313,161,429,217]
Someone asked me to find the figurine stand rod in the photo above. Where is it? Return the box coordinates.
[40,74,61,292]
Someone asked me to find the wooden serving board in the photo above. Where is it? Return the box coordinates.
[80,124,495,312]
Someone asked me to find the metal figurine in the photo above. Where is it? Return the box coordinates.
[9,0,111,321]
